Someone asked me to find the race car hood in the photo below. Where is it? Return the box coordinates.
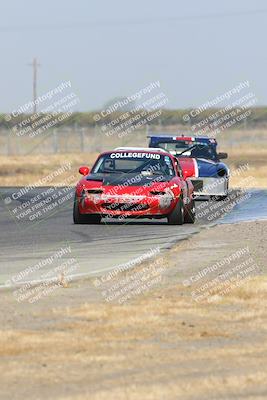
[86,173,173,186]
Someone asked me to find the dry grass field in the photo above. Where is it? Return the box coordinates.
[1,279,267,400]
[227,146,267,188]
[0,153,98,186]
[0,132,266,188]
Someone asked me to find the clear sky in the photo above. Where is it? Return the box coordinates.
[1,0,267,112]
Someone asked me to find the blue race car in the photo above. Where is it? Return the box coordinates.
[148,135,229,200]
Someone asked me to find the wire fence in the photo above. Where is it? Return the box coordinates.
[0,125,264,156]
[0,126,152,156]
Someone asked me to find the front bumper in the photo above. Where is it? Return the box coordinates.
[191,177,229,197]
[78,193,176,217]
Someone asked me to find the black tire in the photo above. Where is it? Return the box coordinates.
[73,195,101,224]
[167,198,184,225]
[184,199,196,224]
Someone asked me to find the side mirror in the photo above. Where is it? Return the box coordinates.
[79,166,90,176]
[218,152,228,159]
[183,169,193,179]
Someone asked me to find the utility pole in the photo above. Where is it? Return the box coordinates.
[28,57,40,113]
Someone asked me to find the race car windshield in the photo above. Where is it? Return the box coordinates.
[91,152,175,176]
[157,142,217,160]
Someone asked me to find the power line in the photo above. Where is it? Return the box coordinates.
[1,8,267,32]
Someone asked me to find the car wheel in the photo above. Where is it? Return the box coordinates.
[167,198,184,225]
[73,195,101,224]
[184,199,196,224]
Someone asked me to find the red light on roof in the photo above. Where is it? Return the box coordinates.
[176,136,194,141]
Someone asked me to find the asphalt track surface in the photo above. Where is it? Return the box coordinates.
[0,187,266,286]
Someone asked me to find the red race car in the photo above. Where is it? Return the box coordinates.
[73,148,195,225]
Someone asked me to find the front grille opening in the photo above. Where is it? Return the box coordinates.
[103,203,149,211]
[150,191,166,196]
